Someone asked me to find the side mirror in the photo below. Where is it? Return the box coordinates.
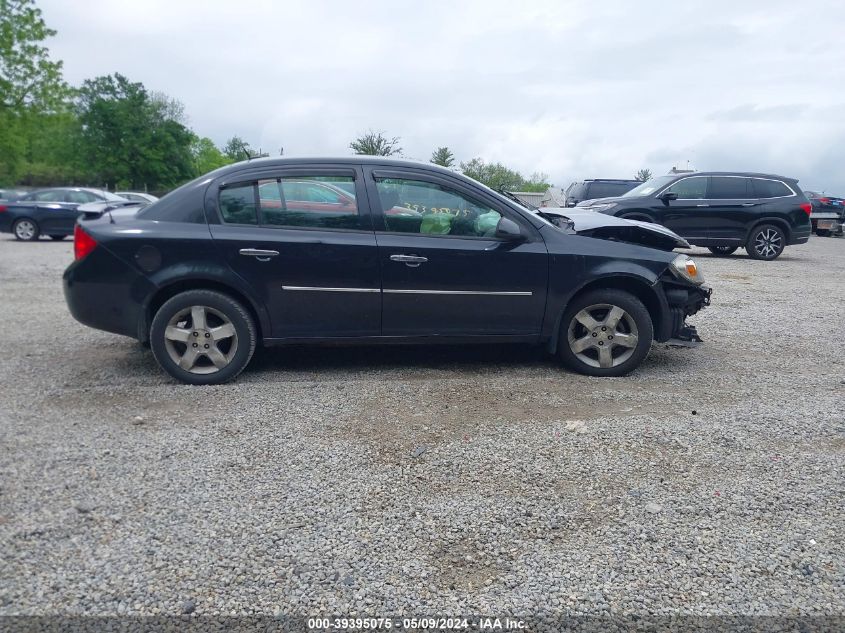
[495,217,523,241]
[661,192,678,202]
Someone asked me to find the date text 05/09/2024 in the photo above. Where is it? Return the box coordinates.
[307,617,527,630]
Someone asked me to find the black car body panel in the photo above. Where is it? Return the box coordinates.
[576,172,812,249]
[63,157,709,359]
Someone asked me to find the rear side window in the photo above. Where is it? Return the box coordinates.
[264,176,361,230]
[752,179,793,198]
[708,177,752,199]
[66,191,99,203]
[32,190,66,202]
[666,176,708,199]
[588,182,636,199]
[567,183,585,200]
[219,184,259,224]
[219,176,363,230]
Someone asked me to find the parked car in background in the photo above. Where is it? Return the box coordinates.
[0,188,27,202]
[576,172,812,261]
[64,157,710,385]
[0,188,129,241]
[805,191,844,236]
[115,191,159,205]
[564,179,641,207]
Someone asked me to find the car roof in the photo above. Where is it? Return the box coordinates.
[667,171,797,181]
[582,179,640,183]
[217,156,459,176]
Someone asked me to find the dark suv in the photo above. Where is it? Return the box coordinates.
[564,179,641,207]
[576,172,812,260]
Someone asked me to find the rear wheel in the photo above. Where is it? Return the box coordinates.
[13,218,39,241]
[48,235,67,241]
[559,289,654,377]
[816,229,831,237]
[708,246,738,256]
[150,290,257,385]
[746,224,786,260]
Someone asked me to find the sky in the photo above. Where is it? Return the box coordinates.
[38,0,845,193]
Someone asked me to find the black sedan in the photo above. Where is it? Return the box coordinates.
[0,187,129,241]
[63,157,711,384]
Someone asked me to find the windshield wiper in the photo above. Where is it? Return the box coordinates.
[498,189,537,210]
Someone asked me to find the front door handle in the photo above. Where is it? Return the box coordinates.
[390,254,428,267]
[742,202,756,206]
[696,204,710,207]
[239,248,279,262]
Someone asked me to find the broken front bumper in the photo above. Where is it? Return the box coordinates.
[661,283,711,346]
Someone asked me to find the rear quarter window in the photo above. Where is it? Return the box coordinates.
[752,179,793,198]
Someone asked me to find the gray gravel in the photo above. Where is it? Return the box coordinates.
[0,235,843,619]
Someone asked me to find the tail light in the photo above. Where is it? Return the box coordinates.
[74,224,97,260]
[0,204,7,212]
[819,197,830,204]
[799,202,812,216]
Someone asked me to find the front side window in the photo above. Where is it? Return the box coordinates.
[752,179,793,198]
[708,177,752,199]
[666,176,708,200]
[375,177,502,237]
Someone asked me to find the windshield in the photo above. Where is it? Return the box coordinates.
[102,190,130,202]
[621,175,677,198]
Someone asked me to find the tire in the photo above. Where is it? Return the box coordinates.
[48,235,67,241]
[746,224,786,260]
[149,290,257,385]
[708,246,738,256]
[816,229,831,237]
[558,289,654,377]
[13,218,40,241]
[620,213,655,224]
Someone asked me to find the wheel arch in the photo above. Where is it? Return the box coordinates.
[140,278,267,344]
[747,216,791,241]
[547,274,665,353]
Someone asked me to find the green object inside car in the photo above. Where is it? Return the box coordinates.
[475,211,500,236]
[420,213,454,234]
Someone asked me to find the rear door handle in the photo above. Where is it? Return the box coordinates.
[742,202,756,206]
[696,204,710,207]
[239,248,279,262]
[390,254,428,267]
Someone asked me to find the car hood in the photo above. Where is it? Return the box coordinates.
[535,207,689,251]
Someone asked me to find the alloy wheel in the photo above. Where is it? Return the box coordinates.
[14,220,37,241]
[163,305,238,374]
[753,228,783,258]
[567,303,640,369]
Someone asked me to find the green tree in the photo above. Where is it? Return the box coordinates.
[459,158,524,191]
[192,136,232,174]
[522,171,551,192]
[0,0,71,183]
[636,168,653,182]
[76,73,195,190]
[430,146,455,168]
[350,130,401,156]
[223,135,253,161]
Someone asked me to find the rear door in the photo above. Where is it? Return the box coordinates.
[658,176,711,239]
[24,190,74,234]
[208,165,381,339]
[364,166,548,337]
[705,176,755,242]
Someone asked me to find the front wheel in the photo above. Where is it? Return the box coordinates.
[708,246,738,256]
[746,224,786,260]
[559,289,654,377]
[149,290,257,385]
[13,218,40,241]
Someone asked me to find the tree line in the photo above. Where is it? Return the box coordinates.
[1,1,652,195]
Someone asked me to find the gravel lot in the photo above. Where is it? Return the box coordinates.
[1,235,843,623]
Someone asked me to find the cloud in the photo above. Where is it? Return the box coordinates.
[38,0,845,193]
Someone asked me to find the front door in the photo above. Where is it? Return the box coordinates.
[364,168,548,337]
[208,167,381,339]
[658,175,711,240]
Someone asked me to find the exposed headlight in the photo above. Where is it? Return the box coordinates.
[587,202,617,212]
[670,255,704,285]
